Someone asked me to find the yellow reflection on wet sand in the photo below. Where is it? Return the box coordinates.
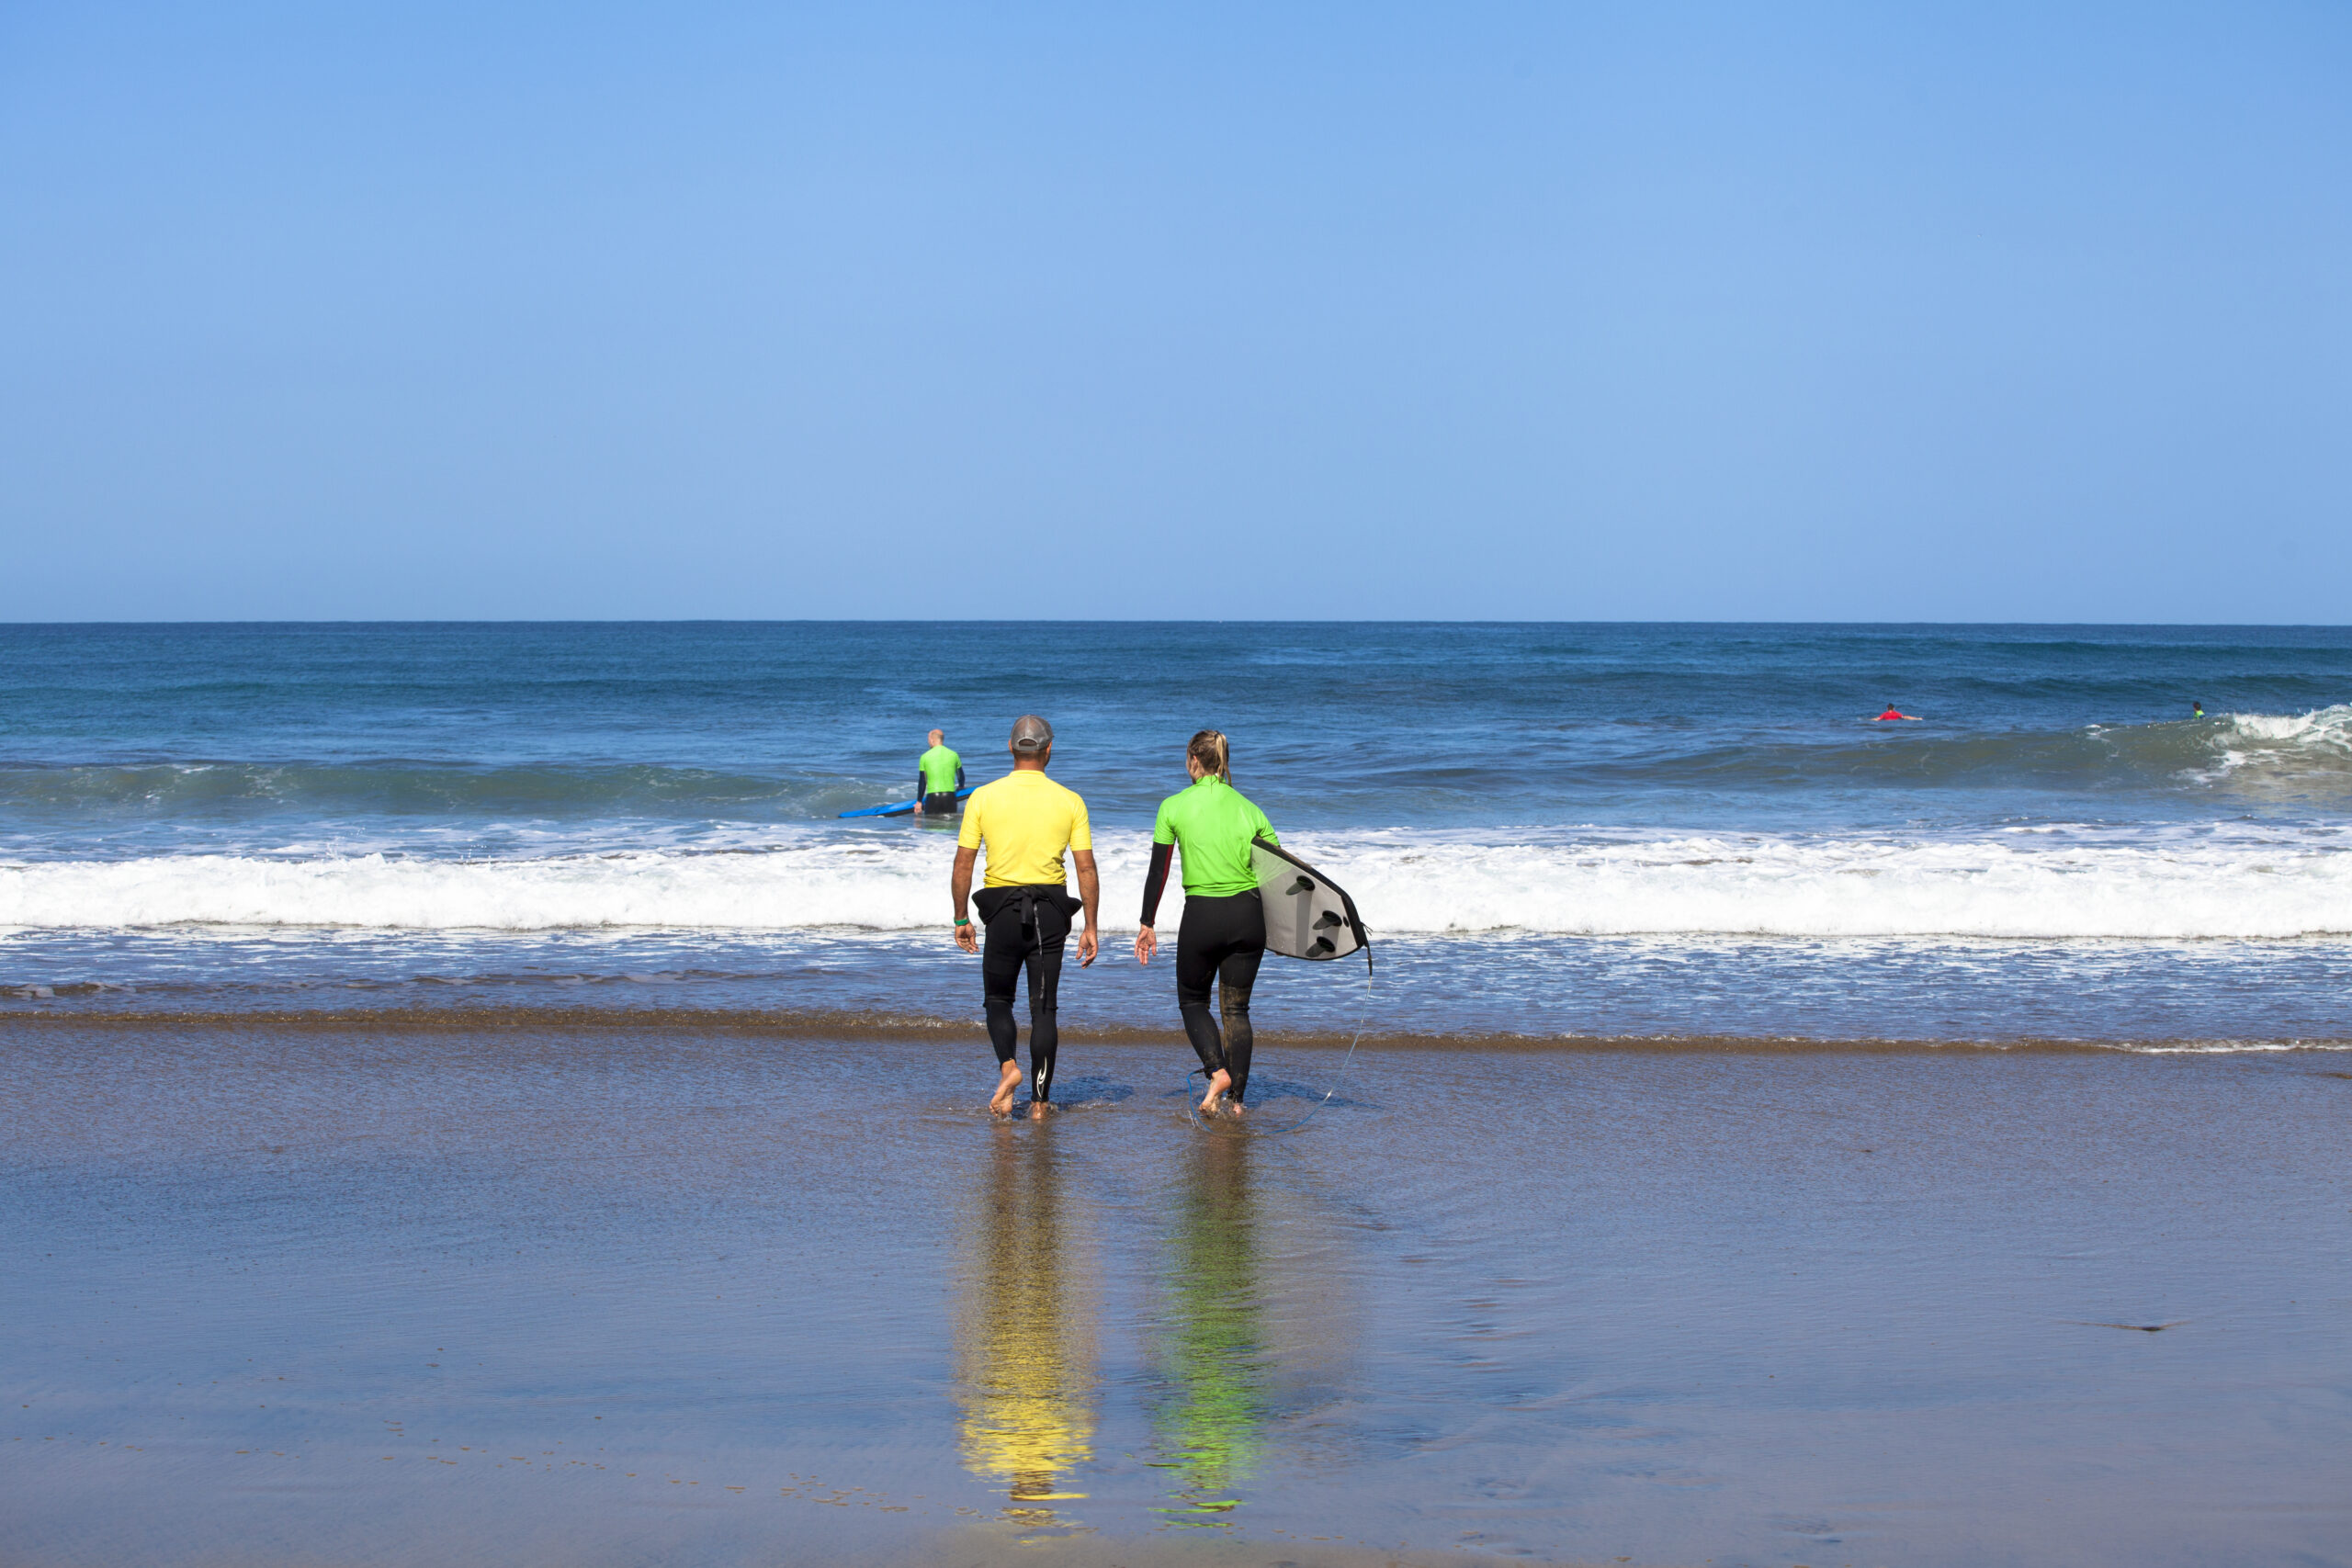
[952,1122,1098,1528]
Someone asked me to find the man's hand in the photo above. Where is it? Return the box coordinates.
[951,845,978,952]
[1077,925,1099,966]
[1135,926,1158,964]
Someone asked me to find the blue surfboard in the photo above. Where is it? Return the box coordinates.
[838,785,976,819]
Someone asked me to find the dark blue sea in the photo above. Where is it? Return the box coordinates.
[4,621,2349,1045]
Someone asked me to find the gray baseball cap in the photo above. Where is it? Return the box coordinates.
[1010,715,1054,753]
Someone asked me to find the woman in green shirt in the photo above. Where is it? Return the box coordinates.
[1135,730,1278,1117]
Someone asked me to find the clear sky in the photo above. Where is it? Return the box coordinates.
[2,2,2346,622]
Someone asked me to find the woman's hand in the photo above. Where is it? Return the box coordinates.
[1135,926,1158,964]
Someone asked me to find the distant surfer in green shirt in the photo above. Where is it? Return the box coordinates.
[1135,730,1277,1118]
[916,729,965,817]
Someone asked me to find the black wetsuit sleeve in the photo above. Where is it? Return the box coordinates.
[1140,840,1174,926]
[956,763,966,790]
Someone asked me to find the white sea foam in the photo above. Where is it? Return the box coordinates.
[1330,829,2352,939]
[1,826,2348,940]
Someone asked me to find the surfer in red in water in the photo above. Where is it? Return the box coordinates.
[1875,705,1922,721]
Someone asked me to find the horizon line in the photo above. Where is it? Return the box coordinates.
[3,617,2349,631]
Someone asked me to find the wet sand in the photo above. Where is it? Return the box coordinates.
[3,1025,2347,1566]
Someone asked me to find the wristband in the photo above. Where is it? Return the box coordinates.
[954,918,970,927]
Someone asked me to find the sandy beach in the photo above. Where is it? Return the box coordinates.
[5,1021,2346,1566]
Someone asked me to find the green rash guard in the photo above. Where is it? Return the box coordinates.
[918,744,963,796]
[1151,775,1277,897]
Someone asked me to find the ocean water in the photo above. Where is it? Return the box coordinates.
[4,621,2350,1045]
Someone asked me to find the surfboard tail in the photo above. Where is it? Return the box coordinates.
[837,785,978,819]
[1250,836,1370,962]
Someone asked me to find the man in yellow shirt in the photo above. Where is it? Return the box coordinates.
[953,715,1101,1117]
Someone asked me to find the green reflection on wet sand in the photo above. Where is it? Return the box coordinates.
[1149,1131,1271,1525]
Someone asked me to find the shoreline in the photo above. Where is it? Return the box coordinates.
[0,1004,2344,1054]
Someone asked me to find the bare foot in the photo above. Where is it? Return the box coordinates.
[1198,1068,1231,1117]
[989,1062,1020,1117]
[1028,1099,1048,1122]
[1224,1100,1246,1119]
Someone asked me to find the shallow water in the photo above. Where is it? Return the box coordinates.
[5,1025,2347,1566]
[10,926,2352,1049]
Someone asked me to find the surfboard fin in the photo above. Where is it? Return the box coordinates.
[1250,836,1369,963]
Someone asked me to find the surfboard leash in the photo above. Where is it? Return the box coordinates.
[1265,943,1372,1135]
[1181,944,1374,1134]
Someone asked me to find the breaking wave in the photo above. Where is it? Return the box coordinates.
[2189,704,2352,797]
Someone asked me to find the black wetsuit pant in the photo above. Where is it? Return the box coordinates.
[922,791,960,816]
[1177,892,1265,1102]
[975,884,1074,1101]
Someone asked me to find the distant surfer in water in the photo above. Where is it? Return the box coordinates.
[1135,730,1277,1119]
[915,728,965,817]
[1875,705,1921,721]
[2192,701,2205,717]
[952,716,1100,1118]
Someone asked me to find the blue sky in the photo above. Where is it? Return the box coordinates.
[2,2,2346,621]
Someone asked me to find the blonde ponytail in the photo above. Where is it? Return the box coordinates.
[1187,729,1231,784]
